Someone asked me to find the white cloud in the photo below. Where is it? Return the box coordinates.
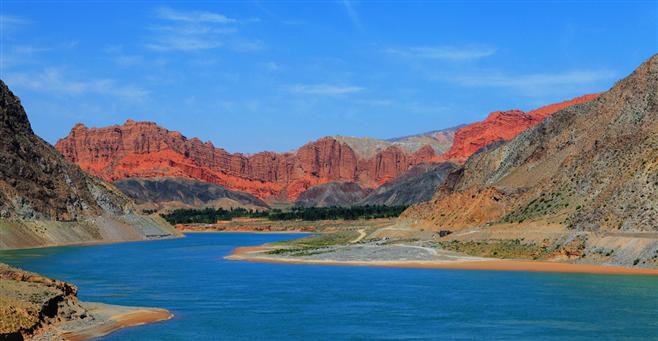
[5,68,149,102]
[0,14,30,28]
[451,69,616,95]
[146,32,224,51]
[264,61,281,71]
[156,7,237,24]
[11,45,50,55]
[289,84,364,95]
[341,1,363,31]
[385,45,496,61]
[1,45,51,70]
[147,7,260,52]
[103,45,144,67]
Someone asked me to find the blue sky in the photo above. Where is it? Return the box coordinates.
[1,1,656,153]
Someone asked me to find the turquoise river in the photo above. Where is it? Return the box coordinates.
[1,233,658,340]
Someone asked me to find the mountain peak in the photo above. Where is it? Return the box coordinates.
[0,80,33,135]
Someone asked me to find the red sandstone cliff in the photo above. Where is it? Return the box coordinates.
[55,121,434,201]
[441,94,599,162]
[55,94,598,202]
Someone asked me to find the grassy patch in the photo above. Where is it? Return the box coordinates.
[266,230,359,256]
[436,239,547,260]
[500,190,572,224]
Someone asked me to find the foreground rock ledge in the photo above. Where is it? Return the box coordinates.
[0,263,172,340]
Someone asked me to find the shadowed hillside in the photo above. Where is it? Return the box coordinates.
[0,80,178,249]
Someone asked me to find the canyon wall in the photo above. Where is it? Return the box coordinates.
[442,94,599,162]
[56,123,440,201]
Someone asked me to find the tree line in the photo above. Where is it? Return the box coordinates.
[160,205,408,225]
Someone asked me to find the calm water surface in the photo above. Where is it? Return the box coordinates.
[1,233,658,340]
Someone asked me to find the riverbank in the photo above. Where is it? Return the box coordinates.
[227,243,658,276]
[175,217,394,234]
[0,214,181,250]
[0,262,172,340]
[45,303,172,341]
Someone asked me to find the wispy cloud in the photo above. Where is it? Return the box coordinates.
[5,68,149,102]
[341,1,363,31]
[146,24,232,51]
[0,14,30,28]
[147,7,260,52]
[385,45,496,61]
[103,45,144,67]
[11,45,50,55]
[264,61,281,72]
[289,84,364,95]
[156,7,238,24]
[1,45,51,70]
[451,69,616,93]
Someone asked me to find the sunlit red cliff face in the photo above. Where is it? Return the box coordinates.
[55,120,436,201]
[55,94,598,202]
[441,94,600,162]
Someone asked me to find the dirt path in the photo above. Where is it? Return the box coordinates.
[350,229,367,243]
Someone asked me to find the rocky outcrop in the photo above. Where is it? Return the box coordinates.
[442,94,599,162]
[294,182,371,208]
[402,54,658,234]
[114,177,269,211]
[54,87,598,206]
[358,162,459,207]
[295,161,460,208]
[0,80,179,249]
[0,263,86,339]
[56,124,442,201]
[334,125,459,159]
[0,81,132,221]
[0,263,172,340]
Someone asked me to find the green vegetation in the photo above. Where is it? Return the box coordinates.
[267,230,359,256]
[437,236,588,260]
[161,207,268,224]
[161,205,407,225]
[437,239,547,260]
[500,190,571,224]
[268,205,408,221]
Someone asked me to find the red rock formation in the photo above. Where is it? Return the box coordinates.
[55,122,434,201]
[441,94,599,162]
[55,94,598,202]
[527,93,600,120]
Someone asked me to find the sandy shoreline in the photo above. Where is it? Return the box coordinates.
[227,245,658,276]
[181,230,313,234]
[35,303,173,341]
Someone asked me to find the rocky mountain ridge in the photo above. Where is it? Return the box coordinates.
[0,79,179,249]
[334,126,459,159]
[402,54,658,233]
[441,94,599,162]
[55,93,596,205]
[294,181,372,208]
[113,177,269,212]
[56,122,438,202]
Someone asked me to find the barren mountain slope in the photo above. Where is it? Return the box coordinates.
[0,80,178,249]
[334,125,460,159]
[441,94,599,162]
[114,177,269,211]
[294,181,372,207]
[403,54,658,233]
[358,162,459,206]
